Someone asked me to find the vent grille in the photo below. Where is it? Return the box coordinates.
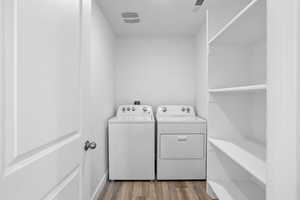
[122,12,139,18]
[123,18,140,24]
[195,0,204,6]
[121,12,140,24]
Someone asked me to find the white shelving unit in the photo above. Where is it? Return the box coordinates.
[206,0,267,199]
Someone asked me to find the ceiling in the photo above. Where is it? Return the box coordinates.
[97,0,207,36]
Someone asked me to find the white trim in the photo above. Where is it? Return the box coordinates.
[91,171,108,200]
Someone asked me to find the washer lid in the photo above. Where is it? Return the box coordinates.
[109,116,154,124]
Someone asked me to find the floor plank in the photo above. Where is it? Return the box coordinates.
[99,181,213,200]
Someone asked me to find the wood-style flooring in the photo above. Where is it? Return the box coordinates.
[99,181,213,200]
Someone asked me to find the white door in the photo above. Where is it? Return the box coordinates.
[0,0,92,199]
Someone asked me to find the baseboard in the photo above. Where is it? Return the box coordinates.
[91,171,108,200]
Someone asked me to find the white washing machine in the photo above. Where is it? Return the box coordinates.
[108,105,155,180]
[156,105,207,180]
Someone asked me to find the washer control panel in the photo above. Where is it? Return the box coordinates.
[117,105,153,118]
[157,105,195,117]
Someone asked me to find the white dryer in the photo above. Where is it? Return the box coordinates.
[156,105,207,180]
[108,105,155,180]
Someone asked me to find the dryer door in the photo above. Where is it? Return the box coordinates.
[160,134,205,159]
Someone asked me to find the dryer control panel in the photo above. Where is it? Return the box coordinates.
[117,105,153,118]
[156,105,195,117]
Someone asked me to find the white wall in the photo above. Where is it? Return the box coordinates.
[115,37,196,108]
[195,20,208,118]
[89,1,115,198]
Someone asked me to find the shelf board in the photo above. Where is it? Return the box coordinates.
[208,181,234,200]
[208,180,265,200]
[209,84,266,93]
[209,138,266,185]
[208,0,266,45]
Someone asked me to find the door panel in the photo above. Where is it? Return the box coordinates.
[17,0,81,155]
[2,139,81,199]
[0,0,85,199]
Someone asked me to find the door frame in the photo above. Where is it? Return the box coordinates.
[79,0,92,199]
[0,0,5,185]
[267,0,300,199]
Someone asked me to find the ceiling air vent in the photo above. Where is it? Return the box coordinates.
[122,12,139,18]
[124,18,140,24]
[195,0,205,6]
[121,12,140,24]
